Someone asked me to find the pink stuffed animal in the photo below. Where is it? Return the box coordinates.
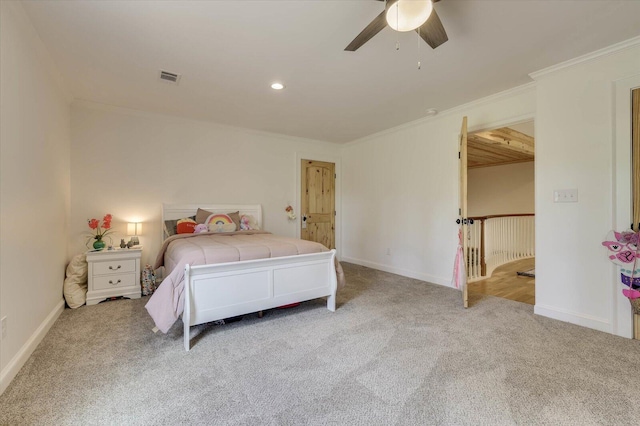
[194,223,208,234]
[240,215,251,230]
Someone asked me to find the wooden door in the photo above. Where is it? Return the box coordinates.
[459,117,469,308]
[301,159,335,249]
[632,88,640,231]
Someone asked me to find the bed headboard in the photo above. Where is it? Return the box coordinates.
[161,204,263,241]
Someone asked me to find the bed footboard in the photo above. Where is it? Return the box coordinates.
[183,249,337,350]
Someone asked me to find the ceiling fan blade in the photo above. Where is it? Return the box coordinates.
[345,10,388,51]
[416,7,448,49]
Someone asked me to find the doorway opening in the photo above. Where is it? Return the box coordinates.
[465,120,536,305]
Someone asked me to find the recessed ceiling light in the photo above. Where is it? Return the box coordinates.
[425,108,438,116]
[271,82,285,90]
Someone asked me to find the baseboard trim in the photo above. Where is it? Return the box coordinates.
[534,303,612,334]
[341,256,450,287]
[0,299,64,395]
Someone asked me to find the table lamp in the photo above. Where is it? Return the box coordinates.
[127,222,142,248]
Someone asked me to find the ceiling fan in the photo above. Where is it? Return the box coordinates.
[345,0,448,52]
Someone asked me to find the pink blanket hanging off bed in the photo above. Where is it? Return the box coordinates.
[145,231,345,333]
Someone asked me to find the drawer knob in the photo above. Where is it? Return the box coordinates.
[109,265,122,270]
[108,279,122,285]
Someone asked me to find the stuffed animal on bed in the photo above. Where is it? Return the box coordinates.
[194,224,209,234]
[240,214,259,230]
[241,215,252,230]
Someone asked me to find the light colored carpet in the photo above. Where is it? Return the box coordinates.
[1,262,639,425]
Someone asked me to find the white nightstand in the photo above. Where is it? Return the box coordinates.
[86,248,142,305]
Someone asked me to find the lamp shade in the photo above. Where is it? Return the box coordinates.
[386,0,433,32]
[127,222,142,236]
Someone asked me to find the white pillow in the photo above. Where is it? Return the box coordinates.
[63,254,88,308]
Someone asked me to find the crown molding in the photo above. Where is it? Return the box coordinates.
[529,35,640,80]
[345,81,536,147]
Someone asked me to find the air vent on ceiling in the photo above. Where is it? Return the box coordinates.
[159,70,181,85]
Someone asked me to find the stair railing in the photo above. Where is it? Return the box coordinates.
[466,214,535,281]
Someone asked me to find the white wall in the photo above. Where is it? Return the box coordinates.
[341,85,536,285]
[0,1,70,394]
[70,103,341,268]
[2,8,637,401]
[533,40,640,336]
[467,162,535,217]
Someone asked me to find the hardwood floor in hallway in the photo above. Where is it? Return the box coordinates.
[468,258,535,305]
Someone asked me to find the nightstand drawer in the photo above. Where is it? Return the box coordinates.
[93,259,136,275]
[93,273,136,290]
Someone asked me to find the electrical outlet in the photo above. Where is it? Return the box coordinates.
[1,316,7,340]
[386,248,391,256]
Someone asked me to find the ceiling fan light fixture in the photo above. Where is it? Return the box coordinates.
[386,0,433,32]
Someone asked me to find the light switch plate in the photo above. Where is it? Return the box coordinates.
[554,189,578,203]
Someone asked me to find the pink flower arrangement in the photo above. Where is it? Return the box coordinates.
[87,214,113,242]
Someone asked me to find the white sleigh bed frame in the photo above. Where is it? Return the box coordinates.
[162,204,337,351]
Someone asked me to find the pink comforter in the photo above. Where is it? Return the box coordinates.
[145,231,344,333]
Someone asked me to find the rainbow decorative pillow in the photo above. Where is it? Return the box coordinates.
[196,208,241,230]
[206,214,237,233]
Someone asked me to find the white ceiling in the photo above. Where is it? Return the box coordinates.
[21,0,640,143]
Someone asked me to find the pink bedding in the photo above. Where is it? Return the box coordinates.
[145,231,344,333]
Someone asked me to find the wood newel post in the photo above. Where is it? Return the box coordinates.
[480,219,486,276]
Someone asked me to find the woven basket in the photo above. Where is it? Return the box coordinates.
[629,298,640,315]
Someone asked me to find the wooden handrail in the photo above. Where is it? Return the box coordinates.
[468,213,534,221]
